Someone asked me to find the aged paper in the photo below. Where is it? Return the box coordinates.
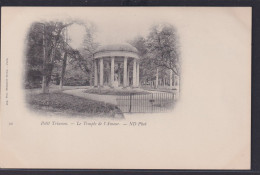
[0,7,251,169]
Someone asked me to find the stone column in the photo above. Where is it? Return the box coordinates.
[111,57,115,87]
[123,57,127,87]
[173,74,175,86]
[133,58,137,87]
[127,65,130,86]
[169,69,173,89]
[100,58,103,86]
[136,61,139,87]
[94,59,98,87]
[118,63,121,85]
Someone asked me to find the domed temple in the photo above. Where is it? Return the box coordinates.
[93,43,140,88]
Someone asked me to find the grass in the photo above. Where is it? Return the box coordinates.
[25,85,89,94]
[26,91,124,118]
[141,86,177,93]
[84,88,151,96]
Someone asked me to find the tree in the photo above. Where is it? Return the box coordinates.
[64,49,90,86]
[28,21,73,93]
[146,24,180,76]
[45,22,75,93]
[128,36,157,85]
[26,20,91,92]
[59,51,68,89]
[25,23,45,89]
[26,22,65,91]
[58,21,93,89]
[81,23,99,86]
[59,27,70,90]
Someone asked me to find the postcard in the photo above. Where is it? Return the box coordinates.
[0,7,251,169]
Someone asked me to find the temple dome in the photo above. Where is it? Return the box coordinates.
[95,43,138,54]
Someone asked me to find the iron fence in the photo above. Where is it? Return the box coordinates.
[116,92,176,113]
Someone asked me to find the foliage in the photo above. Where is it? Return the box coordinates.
[80,24,99,85]
[146,24,181,75]
[25,22,69,89]
[129,23,180,85]
[25,21,180,91]
[128,36,156,82]
[25,20,96,90]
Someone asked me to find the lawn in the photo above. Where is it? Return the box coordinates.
[26,85,89,94]
[84,88,152,96]
[26,91,124,118]
[141,86,178,93]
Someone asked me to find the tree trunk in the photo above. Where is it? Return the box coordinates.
[60,52,68,90]
[46,28,64,91]
[46,61,54,88]
[42,25,69,93]
[46,37,59,88]
[42,75,48,93]
[155,68,159,89]
[170,69,173,89]
[41,24,49,93]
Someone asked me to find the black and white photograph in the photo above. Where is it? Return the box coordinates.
[24,17,180,118]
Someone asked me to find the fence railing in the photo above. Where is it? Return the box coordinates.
[116,92,176,113]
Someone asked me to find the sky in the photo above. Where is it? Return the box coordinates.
[67,24,86,49]
[49,7,251,51]
[63,7,180,49]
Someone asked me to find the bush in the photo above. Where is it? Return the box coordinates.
[25,81,42,89]
[64,77,89,86]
